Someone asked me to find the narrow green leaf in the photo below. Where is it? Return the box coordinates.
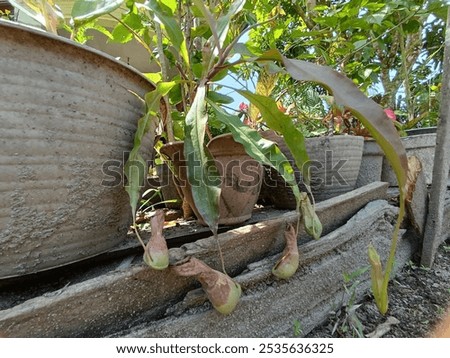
[184,85,221,235]
[191,0,219,46]
[144,0,190,66]
[209,101,300,201]
[207,91,234,105]
[156,81,178,96]
[368,245,388,314]
[281,56,408,198]
[237,91,311,186]
[124,152,146,220]
[209,102,322,241]
[72,0,124,25]
[300,193,322,240]
[192,0,244,53]
[279,55,409,315]
[216,0,246,48]
[124,89,161,220]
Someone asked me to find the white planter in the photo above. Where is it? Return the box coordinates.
[0,21,155,279]
[382,132,436,186]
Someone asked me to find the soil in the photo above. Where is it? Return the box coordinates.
[306,238,450,338]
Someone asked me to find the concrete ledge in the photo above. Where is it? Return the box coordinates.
[123,201,417,338]
[0,182,389,337]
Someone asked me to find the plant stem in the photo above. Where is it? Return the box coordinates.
[155,22,175,142]
[133,221,146,250]
[214,233,227,275]
[382,197,406,304]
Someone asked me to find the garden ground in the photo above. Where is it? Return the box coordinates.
[307,239,450,338]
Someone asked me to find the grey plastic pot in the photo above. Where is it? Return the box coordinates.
[381,131,437,186]
[260,131,364,207]
[0,21,156,279]
[355,139,384,188]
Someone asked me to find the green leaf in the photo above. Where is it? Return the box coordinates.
[211,69,229,82]
[300,193,322,240]
[124,89,161,221]
[172,117,185,140]
[256,48,283,62]
[353,39,367,50]
[144,72,163,84]
[237,91,311,186]
[191,24,211,39]
[124,152,146,221]
[207,91,234,105]
[159,0,176,13]
[111,22,133,43]
[273,28,284,40]
[184,85,221,235]
[216,0,246,47]
[144,0,190,66]
[209,101,300,200]
[88,22,113,40]
[402,19,421,34]
[72,0,124,25]
[368,245,388,314]
[193,0,245,51]
[365,3,386,11]
[314,5,329,11]
[313,16,338,27]
[156,81,178,96]
[281,56,408,197]
[231,43,258,57]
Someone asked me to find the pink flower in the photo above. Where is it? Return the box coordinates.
[239,102,248,112]
[384,108,397,121]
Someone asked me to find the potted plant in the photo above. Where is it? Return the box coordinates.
[259,102,365,208]
[45,0,409,316]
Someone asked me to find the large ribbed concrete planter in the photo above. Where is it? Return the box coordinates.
[0,21,155,279]
[260,131,364,207]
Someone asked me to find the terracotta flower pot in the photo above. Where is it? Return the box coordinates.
[260,131,364,207]
[0,21,155,279]
[160,134,263,225]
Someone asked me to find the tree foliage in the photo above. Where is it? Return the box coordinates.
[247,0,448,127]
